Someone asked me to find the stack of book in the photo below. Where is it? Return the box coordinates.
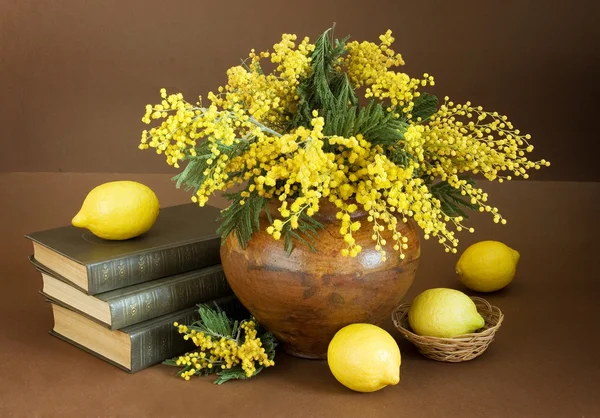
[25,203,237,373]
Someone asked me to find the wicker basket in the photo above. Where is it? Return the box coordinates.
[391,296,504,362]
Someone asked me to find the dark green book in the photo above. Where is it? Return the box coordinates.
[25,203,223,295]
[33,256,232,330]
[49,296,246,373]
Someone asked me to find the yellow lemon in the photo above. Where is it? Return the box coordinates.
[456,240,520,292]
[327,323,401,393]
[408,288,485,338]
[72,181,160,240]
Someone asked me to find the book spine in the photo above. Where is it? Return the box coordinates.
[128,298,244,373]
[108,268,232,330]
[86,238,221,294]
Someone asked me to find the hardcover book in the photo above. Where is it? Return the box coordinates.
[25,203,223,295]
[49,296,245,373]
[33,257,232,329]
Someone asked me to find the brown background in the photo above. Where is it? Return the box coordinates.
[1,0,600,180]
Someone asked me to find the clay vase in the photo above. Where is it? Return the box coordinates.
[220,199,420,359]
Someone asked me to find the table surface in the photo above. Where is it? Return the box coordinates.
[1,172,598,418]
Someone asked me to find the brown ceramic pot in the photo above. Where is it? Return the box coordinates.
[220,199,421,359]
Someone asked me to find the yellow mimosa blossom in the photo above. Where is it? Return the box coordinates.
[173,320,274,380]
[139,26,549,258]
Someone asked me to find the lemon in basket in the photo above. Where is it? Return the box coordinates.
[72,181,160,240]
[327,324,401,392]
[456,240,520,292]
[408,288,485,338]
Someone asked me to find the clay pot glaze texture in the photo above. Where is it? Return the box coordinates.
[220,200,421,359]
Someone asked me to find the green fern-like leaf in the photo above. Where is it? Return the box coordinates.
[353,102,409,147]
[214,366,255,385]
[287,25,356,133]
[387,146,415,168]
[172,139,250,193]
[428,177,479,219]
[196,303,233,338]
[281,211,324,256]
[171,140,213,192]
[409,93,438,122]
[216,192,269,249]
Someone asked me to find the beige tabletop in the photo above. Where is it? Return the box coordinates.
[0,172,598,417]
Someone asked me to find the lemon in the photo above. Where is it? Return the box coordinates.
[72,181,160,240]
[456,240,520,292]
[408,288,485,338]
[327,323,401,392]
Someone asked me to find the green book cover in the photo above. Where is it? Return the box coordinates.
[33,256,233,329]
[49,296,247,373]
[25,203,224,295]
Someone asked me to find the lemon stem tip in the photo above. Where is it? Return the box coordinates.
[72,211,86,227]
[385,377,400,386]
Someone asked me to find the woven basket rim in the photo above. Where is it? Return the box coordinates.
[391,296,504,343]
